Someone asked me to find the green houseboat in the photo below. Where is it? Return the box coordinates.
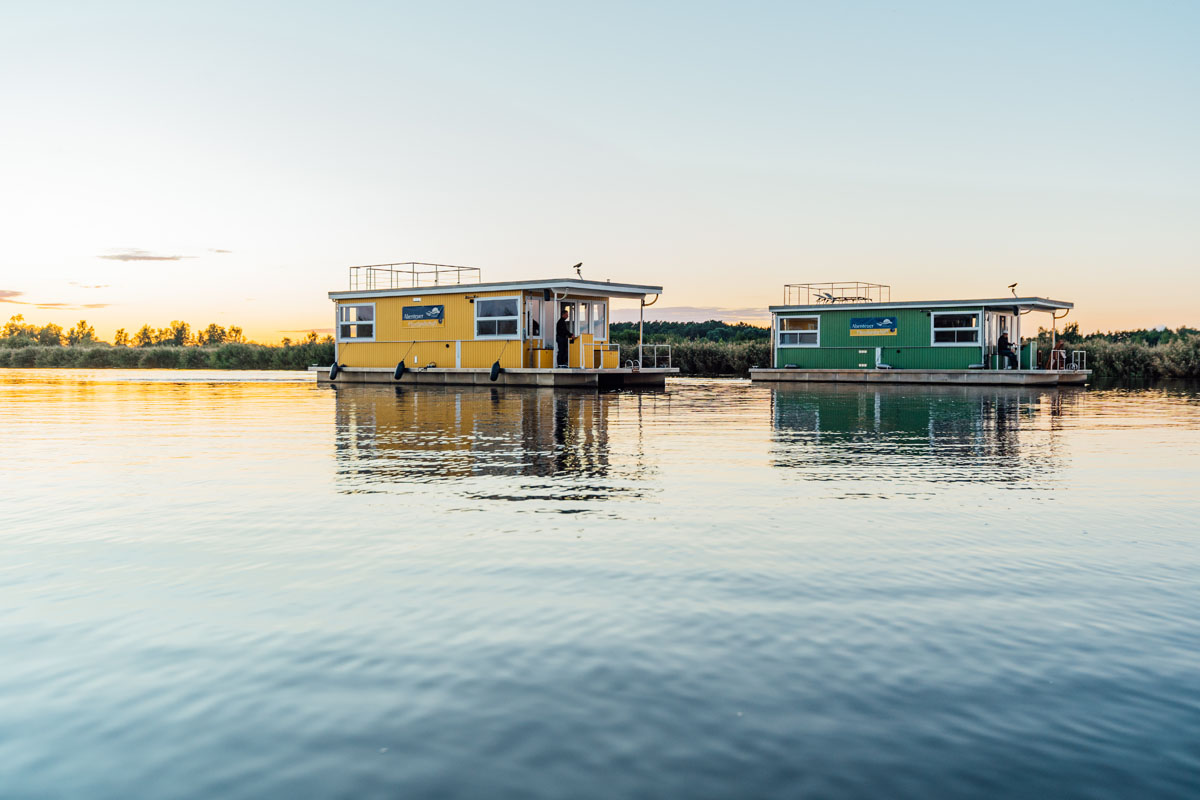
[750,282,1089,386]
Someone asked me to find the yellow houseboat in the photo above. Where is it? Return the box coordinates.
[315,262,678,388]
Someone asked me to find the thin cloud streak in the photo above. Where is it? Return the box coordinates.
[0,290,109,310]
[100,249,193,262]
[70,282,111,289]
[29,301,111,310]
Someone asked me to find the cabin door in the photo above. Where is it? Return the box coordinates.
[526,295,545,346]
[985,311,1015,367]
[560,301,577,336]
[554,301,576,367]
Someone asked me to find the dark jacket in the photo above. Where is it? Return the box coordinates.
[556,317,572,343]
[997,333,1012,351]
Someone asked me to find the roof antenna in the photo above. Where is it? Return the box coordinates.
[1008,282,1018,297]
[572,262,583,279]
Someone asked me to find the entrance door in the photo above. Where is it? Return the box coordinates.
[557,301,576,366]
[986,311,1014,368]
[526,295,544,347]
[560,301,577,334]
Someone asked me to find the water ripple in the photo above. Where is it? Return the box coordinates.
[1,371,1199,799]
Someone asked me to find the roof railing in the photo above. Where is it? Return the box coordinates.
[349,262,482,291]
[784,282,891,305]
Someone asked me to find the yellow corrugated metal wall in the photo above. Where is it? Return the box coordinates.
[335,291,611,369]
[337,290,526,369]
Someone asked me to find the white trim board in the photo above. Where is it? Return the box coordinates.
[331,278,662,301]
[769,296,1072,313]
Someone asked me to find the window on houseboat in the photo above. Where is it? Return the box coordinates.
[932,312,979,344]
[475,296,520,338]
[526,295,543,339]
[577,302,590,338]
[338,304,375,341]
[778,316,818,346]
[592,302,606,339]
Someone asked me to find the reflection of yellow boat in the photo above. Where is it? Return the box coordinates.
[315,262,678,388]
[332,386,654,500]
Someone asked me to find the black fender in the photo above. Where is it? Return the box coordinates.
[394,360,406,380]
[489,361,502,382]
[329,363,340,380]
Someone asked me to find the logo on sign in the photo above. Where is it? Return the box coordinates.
[849,317,897,336]
[403,305,444,324]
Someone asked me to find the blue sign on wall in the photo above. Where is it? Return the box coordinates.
[403,305,444,322]
[849,316,897,336]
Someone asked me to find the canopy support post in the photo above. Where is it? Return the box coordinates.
[638,298,644,368]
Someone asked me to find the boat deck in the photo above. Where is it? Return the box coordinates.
[312,366,677,388]
[750,368,1090,386]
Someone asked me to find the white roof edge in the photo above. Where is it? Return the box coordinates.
[329,278,662,300]
[769,297,1074,312]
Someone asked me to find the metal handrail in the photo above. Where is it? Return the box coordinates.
[349,262,482,291]
[784,282,891,305]
[1046,348,1087,371]
[631,343,672,369]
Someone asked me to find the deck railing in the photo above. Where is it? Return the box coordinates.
[631,343,672,369]
[1046,349,1087,371]
[349,262,482,291]
[784,282,891,305]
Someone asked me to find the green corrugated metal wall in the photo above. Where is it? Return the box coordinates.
[775,306,984,369]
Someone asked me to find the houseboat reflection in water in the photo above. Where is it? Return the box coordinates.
[770,383,1076,488]
[331,385,655,503]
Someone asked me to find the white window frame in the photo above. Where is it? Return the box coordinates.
[336,302,376,342]
[777,314,820,348]
[525,294,544,344]
[474,295,522,340]
[931,310,981,347]
[591,300,607,341]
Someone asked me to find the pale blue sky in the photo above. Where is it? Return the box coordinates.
[1,1,1197,338]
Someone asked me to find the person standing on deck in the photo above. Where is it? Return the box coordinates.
[556,308,576,367]
[997,331,1019,370]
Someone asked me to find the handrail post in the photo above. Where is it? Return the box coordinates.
[638,298,644,368]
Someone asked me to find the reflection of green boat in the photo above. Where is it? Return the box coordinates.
[770,383,1068,485]
[751,282,1090,386]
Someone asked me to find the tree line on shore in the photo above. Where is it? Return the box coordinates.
[1044,323,1200,381]
[617,320,1200,379]
[0,315,334,370]
[1,315,261,348]
[609,320,769,345]
[2,315,1197,379]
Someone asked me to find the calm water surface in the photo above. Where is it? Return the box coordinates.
[2,370,1198,799]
